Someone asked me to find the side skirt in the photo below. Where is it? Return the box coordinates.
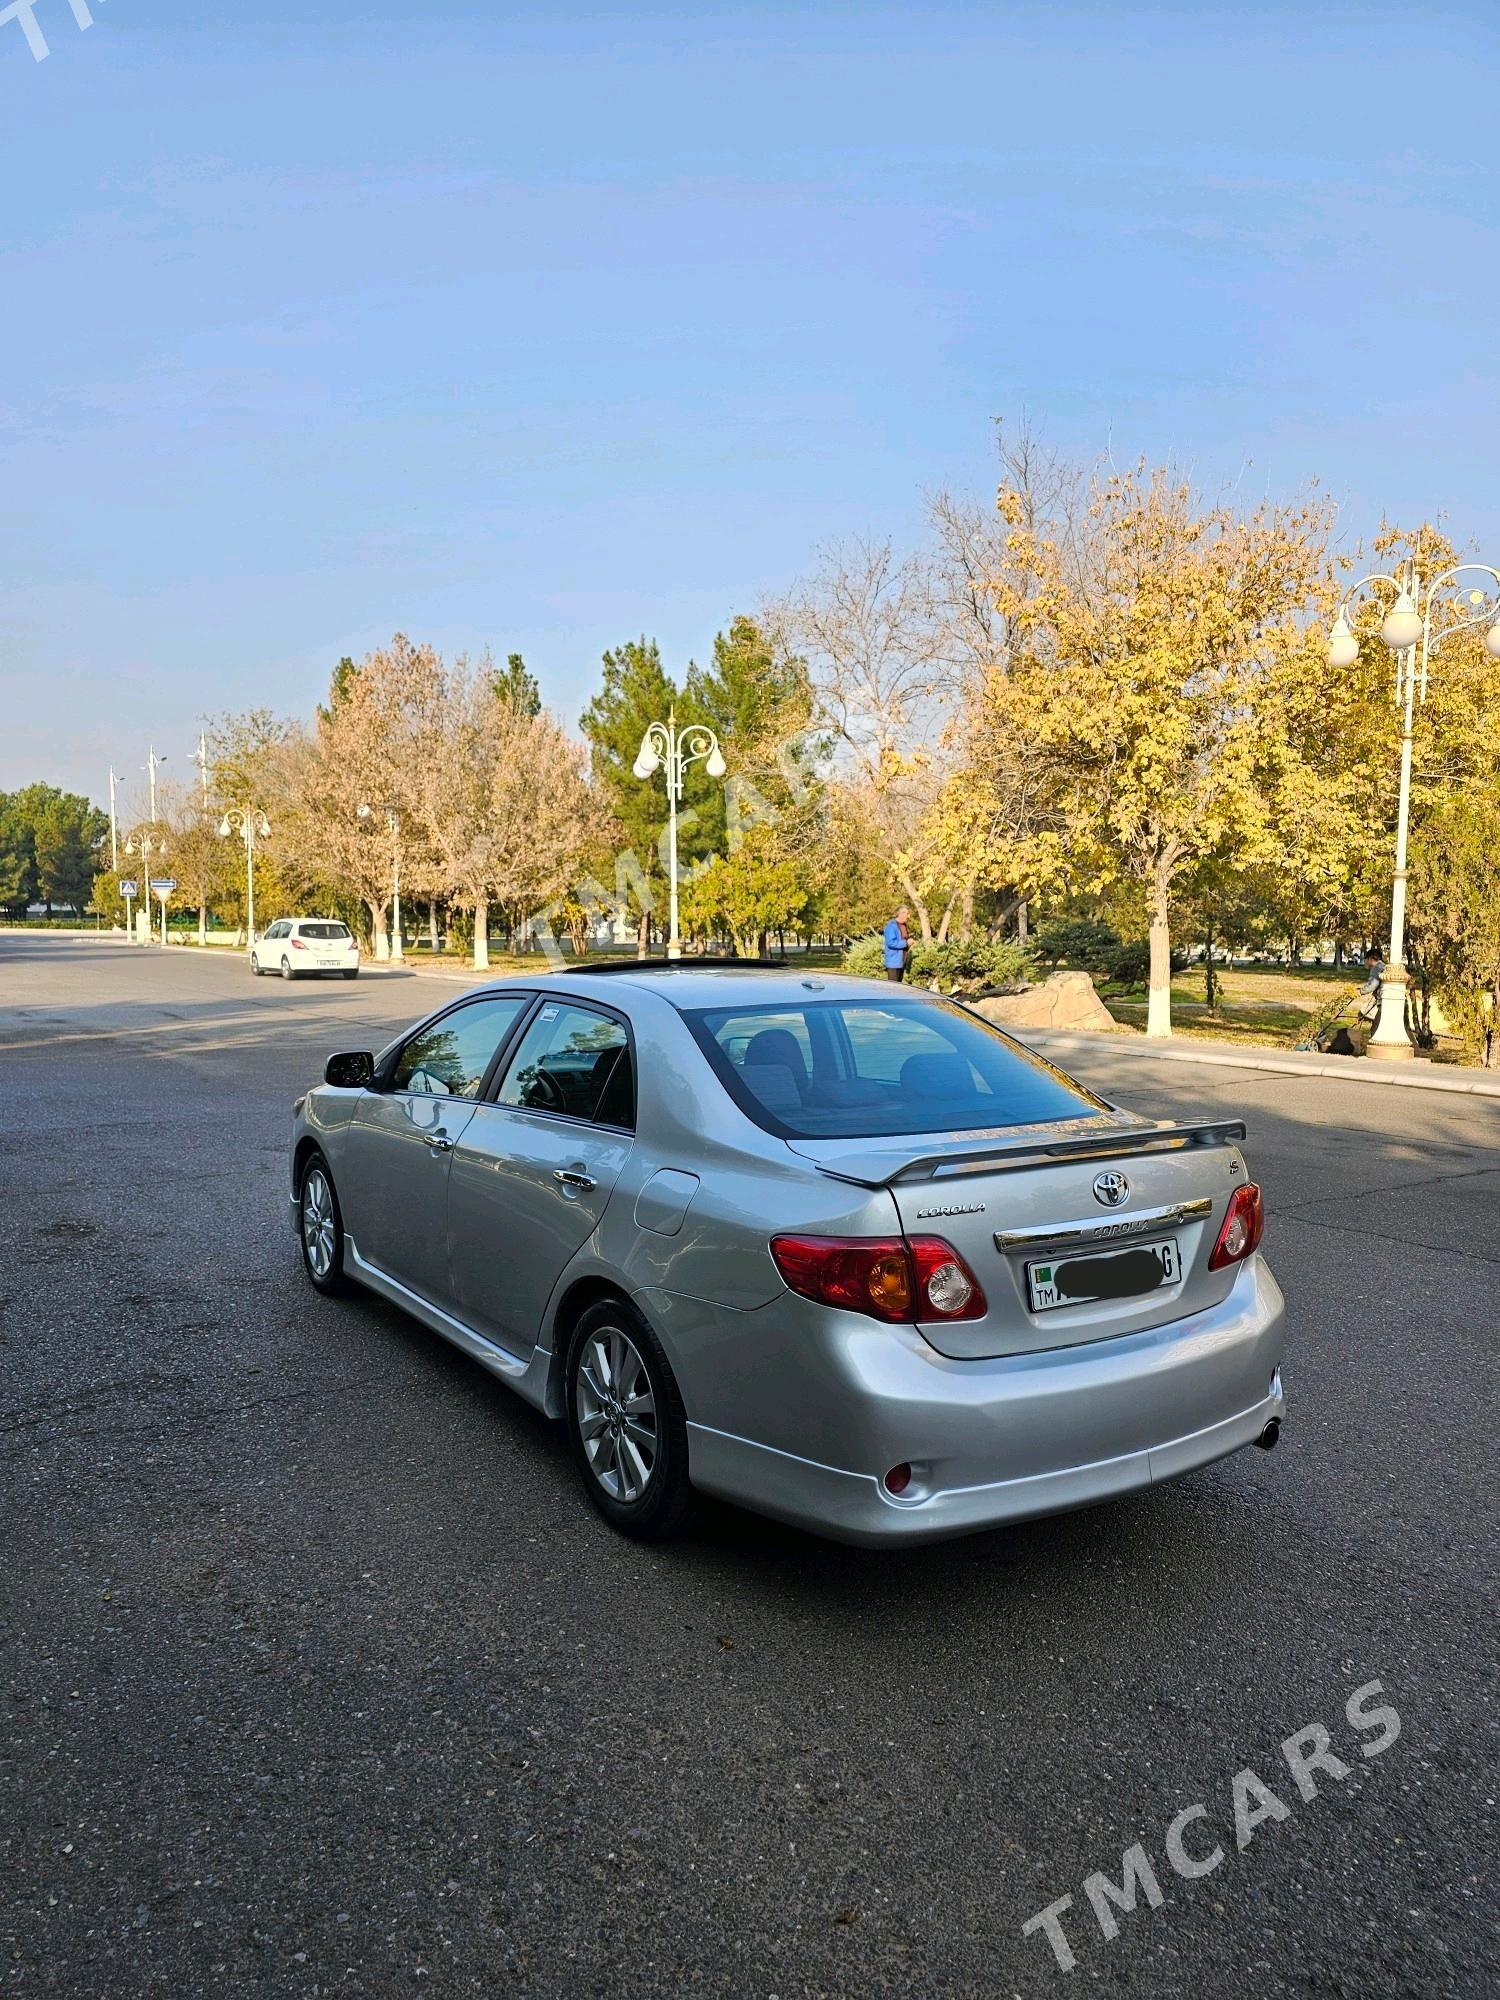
[344,1235,558,1416]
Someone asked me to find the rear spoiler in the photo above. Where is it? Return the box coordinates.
[810,1119,1248,1189]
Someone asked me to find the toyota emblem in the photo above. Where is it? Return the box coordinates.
[1092,1170,1130,1208]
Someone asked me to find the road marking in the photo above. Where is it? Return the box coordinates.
[0,1009,408,1052]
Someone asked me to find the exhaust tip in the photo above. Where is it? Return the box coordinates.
[1256,1418,1281,1452]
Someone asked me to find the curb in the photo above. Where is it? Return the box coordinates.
[356,960,531,986]
[1014,1028,1500,1100]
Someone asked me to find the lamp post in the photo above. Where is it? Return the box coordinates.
[357,803,403,962]
[1327,561,1500,1060]
[218,806,271,949]
[124,826,168,945]
[144,746,166,823]
[108,769,125,938]
[632,709,727,958]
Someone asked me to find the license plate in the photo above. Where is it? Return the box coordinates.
[1026,1236,1182,1313]
[316,957,343,967]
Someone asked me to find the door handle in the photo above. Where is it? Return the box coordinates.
[425,1132,453,1153]
[554,1166,597,1191]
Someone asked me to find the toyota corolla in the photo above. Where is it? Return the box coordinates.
[290,963,1285,1544]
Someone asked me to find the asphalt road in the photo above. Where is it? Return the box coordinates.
[2,935,1495,1999]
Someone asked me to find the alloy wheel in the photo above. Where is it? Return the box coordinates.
[575,1324,658,1503]
[301,1166,337,1280]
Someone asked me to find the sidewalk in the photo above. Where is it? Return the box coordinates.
[356,955,545,986]
[1015,1026,1500,1100]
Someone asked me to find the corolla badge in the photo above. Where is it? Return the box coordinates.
[1092,1169,1131,1208]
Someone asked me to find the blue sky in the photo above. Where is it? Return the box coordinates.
[3,1,1497,804]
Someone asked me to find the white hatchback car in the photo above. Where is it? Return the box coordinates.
[253,918,361,980]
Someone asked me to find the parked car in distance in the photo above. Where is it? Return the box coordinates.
[254,918,361,980]
[289,962,1285,1544]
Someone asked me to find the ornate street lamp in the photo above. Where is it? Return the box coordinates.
[1327,562,1500,1059]
[632,710,726,959]
[124,826,168,946]
[218,807,271,948]
[357,803,403,963]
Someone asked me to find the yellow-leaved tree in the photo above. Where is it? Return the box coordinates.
[950,462,1341,1034]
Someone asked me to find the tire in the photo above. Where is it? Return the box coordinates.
[250,955,261,976]
[281,955,294,981]
[565,1299,692,1541]
[297,1153,353,1296]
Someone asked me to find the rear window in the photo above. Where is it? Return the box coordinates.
[297,922,351,939]
[684,996,1109,1139]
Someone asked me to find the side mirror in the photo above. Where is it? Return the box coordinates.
[324,1050,375,1088]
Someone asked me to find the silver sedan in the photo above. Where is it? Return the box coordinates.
[290,964,1286,1544]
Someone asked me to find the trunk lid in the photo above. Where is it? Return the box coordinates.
[788,1117,1250,1359]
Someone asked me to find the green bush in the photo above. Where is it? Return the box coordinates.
[1101,939,1188,987]
[1034,917,1121,973]
[843,932,1037,995]
[919,936,1037,994]
[843,933,886,979]
[976,938,1039,990]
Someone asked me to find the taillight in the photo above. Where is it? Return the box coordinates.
[291,937,308,950]
[770,1234,986,1323]
[770,1235,912,1321]
[907,1236,987,1320]
[1209,1183,1264,1270]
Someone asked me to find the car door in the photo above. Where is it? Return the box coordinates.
[447,996,635,1356]
[340,993,533,1308]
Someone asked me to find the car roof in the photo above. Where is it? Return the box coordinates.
[471,966,936,1012]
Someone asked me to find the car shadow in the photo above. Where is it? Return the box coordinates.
[341,1257,1285,1633]
[682,1458,1268,1586]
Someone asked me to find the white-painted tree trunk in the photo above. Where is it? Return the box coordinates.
[1146,866,1173,1038]
[473,896,490,970]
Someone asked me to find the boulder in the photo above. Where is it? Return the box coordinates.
[972,969,1122,1035]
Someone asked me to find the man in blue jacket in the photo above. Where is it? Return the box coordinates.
[883,905,912,982]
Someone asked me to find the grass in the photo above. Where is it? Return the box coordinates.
[1100,963,1362,1047]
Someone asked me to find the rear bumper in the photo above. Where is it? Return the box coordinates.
[663,1256,1286,1546]
[687,1381,1282,1546]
